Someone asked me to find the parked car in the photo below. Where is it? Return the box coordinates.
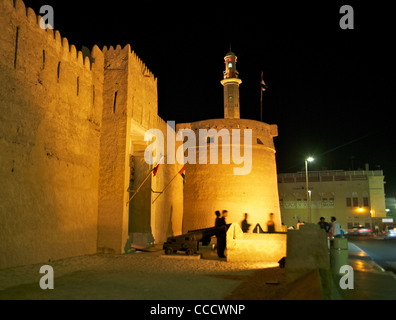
[384,227,396,239]
[346,225,372,236]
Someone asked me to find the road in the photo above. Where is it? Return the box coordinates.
[347,236,396,273]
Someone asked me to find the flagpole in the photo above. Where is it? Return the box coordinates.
[260,89,263,122]
[152,167,183,204]
[260,71,263,122]
[126,156,163,205]
[126,170,152,205]
[260,71,268,122]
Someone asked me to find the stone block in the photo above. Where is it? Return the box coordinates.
[285,228,330,283]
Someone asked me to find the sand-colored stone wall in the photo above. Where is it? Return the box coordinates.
[0,0,104,268]
[97,45,183,253]
[226,223,286,263]
[0,0,183,268]
[176,119,281,233]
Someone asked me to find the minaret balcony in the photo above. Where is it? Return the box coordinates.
[220,78,242,86]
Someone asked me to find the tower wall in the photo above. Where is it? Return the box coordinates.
[176,119,281,234]
[221,51,241,120]
[98,45,183,253]
[97,45,131,254]
[222,81,241,119]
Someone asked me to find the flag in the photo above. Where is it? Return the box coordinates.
[261,71,268,92]
[153,163,160,177]
[178,166,186,183]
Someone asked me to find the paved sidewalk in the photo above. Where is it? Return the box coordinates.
[334,242,396,300]
[0,247,275,300]
[1,242,395,300]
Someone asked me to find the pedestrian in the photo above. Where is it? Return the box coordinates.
[328,216,341,239]
[214,210,221,227]
[216,210,227,258]
[318,217,330,232]
[267,213,275,233]
[241,213,251,233]
[297,220,304,230]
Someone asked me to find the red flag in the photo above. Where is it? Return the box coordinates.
[178,166,186,183]
[153,163,160,177]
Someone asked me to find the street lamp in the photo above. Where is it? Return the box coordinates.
[305,157,314,223]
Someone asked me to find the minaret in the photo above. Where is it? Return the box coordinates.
[220,50,242,119]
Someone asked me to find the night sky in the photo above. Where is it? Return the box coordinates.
[24,0,396,196]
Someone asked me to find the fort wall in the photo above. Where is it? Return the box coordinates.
[0,0,183,268]
[98,45,183,253]
[177,119,281,233]
[0,0,104,268]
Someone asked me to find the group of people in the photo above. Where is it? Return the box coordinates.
[213,211,278,258]
[318,216,342,239]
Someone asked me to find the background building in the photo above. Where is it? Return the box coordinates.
[385,197,396,224]
[278,166,387,231]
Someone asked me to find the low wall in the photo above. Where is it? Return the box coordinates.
[285,223,332,299]
[226,223,287,263]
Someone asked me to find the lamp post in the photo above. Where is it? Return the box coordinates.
[305,157,314,223]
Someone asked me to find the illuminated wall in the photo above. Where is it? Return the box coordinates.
[0,0,103,268]
[0,0,183,268]
[97,45,183,254]
[177,119,281,233]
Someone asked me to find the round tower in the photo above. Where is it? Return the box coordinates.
[177,50,282,234]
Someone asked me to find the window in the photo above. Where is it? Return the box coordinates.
[346,197,352,207]
[257,138,264,145]
[113,91,118,113]
[57,62,61,82]
[228,63,232,68]
[363,197,369,207]
[353,197,359,207]
[14,26,19,69]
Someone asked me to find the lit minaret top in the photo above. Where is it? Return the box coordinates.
[220,50,242,119]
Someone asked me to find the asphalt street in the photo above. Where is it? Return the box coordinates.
[347,236,396,274]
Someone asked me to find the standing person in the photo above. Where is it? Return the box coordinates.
[241,213,251,233]
[216,210,228,258]
[328,216,341,239]
[267,213,275,233]
[318,217,330,232]
[297,220,304,230]
[214,211,221,227]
